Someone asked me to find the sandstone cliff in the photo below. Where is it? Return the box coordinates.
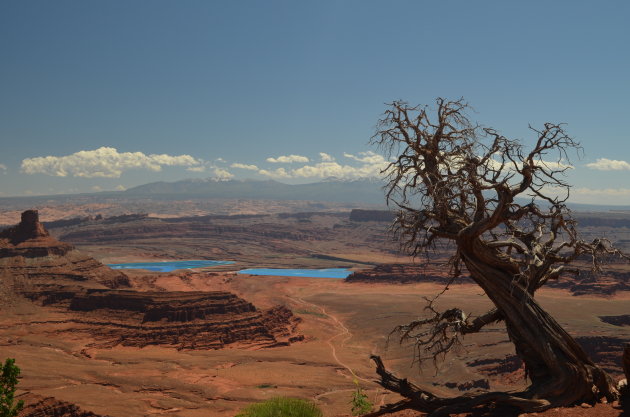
[58,289,303,349]
[346,262,630,295]
[0,210,130,291]
[2,210,303,351]
[345,263,471,284]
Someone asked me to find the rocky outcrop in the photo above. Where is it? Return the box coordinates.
[2,210,302,351]
[468,337,630,382]
[547,268,630,295]
[261,305,304,342]
[17,393,109,417]
[599,315,630,327]
[0,210,130,290]
[69,290,257,318]
[345,263,471,284]
[0,210,73,257]
[575,336,630,379]
[347,262,630,296]
[349,209,395,222]
[54,289,303,350]
[57,221,326,243]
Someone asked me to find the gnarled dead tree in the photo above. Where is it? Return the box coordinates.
[369,98,627,416]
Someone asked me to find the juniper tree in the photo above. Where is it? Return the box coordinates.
[1,358,24,417]
[369,98,625,415]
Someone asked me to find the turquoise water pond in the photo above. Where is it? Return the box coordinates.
[107,261,351,278]
[107,260,234,272]
[237,268,351,279]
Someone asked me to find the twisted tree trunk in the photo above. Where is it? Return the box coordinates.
[461,250,619,406]
[624,344,630,388]
[369,249,621,416]
[368,98,625,415]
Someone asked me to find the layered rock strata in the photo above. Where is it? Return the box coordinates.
[0,210,72,257]
[2,210,303,351]
[17,393,109,417]
[345,263,471,284]
[54,216,328,243]
[546,267,630,295]
[63,289,302,349]
[346,262,629,295]
[0,210,130,290]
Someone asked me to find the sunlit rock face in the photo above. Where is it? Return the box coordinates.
[0,210,303,351]
[64,290,303,350]
[0,210,130,289]
[346,263,472,284]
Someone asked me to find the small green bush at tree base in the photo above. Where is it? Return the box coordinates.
[350,380,372,416]
[1,358,24,417]
[235,397,322,417]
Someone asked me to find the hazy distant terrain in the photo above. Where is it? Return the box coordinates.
[3,178,630,226]
[0,179,389,226]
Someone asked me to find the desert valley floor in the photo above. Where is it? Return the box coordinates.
[4,272,629,417]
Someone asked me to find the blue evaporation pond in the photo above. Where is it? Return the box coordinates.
[107,260,234,272]
[237,268,351,279]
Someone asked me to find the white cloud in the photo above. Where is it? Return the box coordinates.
[485,158,573,172]
[0,163,6,173]
[586,158,630,171]
[257,167,291,179]
[572,187,630,197]
[568,187,630,205]
[535,160,573,170]
[186,164,234,179]
[91,185,102,192]
[212,167,234,180]
[186,166,207,172]
[115,185,127,191]
[538,186,630,205]
[230,163,259,171]
[21,147,202,178]
[292,161,387,180]
[343,151,387,164]
[266,154,309,164]
[256,151,389,181]
[319,152,334,162]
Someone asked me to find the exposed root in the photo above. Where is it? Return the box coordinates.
[370,355,551,416]
[362,399,416,416]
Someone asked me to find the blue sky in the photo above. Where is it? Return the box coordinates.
[0,1,629,203]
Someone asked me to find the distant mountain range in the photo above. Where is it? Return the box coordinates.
[3,178,630,213]
[124,178,389,204]
[123,178,630,212]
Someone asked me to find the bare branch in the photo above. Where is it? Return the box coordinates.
[371,97,626,412]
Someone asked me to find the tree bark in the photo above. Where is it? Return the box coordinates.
[370,99,624,414]
[461,249,619,405]
[624,344,630,386]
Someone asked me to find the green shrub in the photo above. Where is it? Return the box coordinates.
[236,397,322,417]
[1,358,24,417]
[349,380,372,416]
